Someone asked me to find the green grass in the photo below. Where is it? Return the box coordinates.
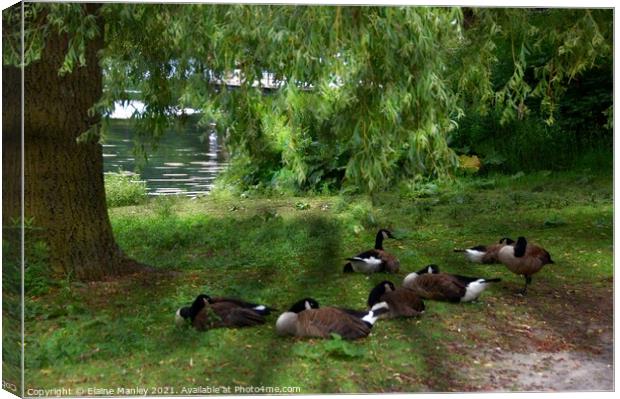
[104,171,148,208]
[23,170,613,392]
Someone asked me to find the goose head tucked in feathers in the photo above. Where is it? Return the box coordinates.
[175,294,210,326]
[402,264,440,287]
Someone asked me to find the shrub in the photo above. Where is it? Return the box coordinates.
[104,171,147,207]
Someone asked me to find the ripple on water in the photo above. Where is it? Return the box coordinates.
[102,119,227,196]
[153,188,185,194]
[147,178,197,183]
[188,161,221,166]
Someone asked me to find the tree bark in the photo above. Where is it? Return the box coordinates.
[2,4,141,280]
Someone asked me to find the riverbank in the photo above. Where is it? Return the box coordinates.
[23,170,613,392]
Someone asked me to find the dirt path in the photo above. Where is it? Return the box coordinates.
[461,281,614,392]
[480,346,613,391]
[470,323,613,391]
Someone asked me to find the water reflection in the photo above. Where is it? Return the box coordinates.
[102,119,228,197]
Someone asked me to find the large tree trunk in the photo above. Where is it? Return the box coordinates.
[2,4,140,280]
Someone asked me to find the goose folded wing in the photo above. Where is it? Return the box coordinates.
[450,274,480,285]
[300,308,371,340]
[384,289,424,316]
[350,249,383,262]
[470,245,488,252]
[481,244,503,263]
[528,246,553,264]
[210,297,274,315]
[215,305,266,327]
[376,250,400,273]
[192,307,222,331]
[413,275,466,302]
[211,297,259,308]
[335,307,368,319]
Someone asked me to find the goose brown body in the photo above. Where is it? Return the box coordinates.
[367,281,424,318]
[403,273,466,302]
[402,265,501,302]
[292,307,372,339]
[378,250,400,273]
[348,249,400,273]
[497,241,553,276]
[473,243,505,264]
[497,236,554,295]
[192,300,266,331]
[344,229,400,273]
[454,238,515,264]
[176,295,272,331]
[276,298,388,340]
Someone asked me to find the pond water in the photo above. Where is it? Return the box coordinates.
[102,118,228,196]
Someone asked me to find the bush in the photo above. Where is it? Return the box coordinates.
[104,171,147,207]
[451,64,612,174]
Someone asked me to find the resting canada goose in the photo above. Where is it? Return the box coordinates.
[497,236,554,295]
[367,280,425,318]
[175,294,274,331]
[402,265,501,302]
[343,229,400,273]
[454,237,515,264]
[275,297,389,340]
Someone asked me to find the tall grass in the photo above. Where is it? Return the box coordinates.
[104,171,148,207]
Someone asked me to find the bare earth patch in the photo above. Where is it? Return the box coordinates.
[460,280,613,392]
[481,346,613,391]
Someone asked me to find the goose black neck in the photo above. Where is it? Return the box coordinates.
[188,295,209,321]
[367,284,384,307]
[374,232,384,250]
[514,237,527,257]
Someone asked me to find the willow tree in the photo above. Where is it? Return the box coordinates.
[2,4,612,280]
[3,3,134,280]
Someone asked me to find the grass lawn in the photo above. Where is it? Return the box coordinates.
[22,170,613,393]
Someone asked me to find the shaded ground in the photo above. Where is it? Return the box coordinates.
[456,281,613,391]
[481,347,612,391]
[21,171,613,393]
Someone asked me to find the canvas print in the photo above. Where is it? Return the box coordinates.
[1,1,613,396]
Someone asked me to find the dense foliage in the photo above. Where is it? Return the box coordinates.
[450,9,613,173]
[4,5,613,192]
